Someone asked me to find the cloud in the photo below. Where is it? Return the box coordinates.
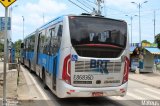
[24,0,66,15]
[11,0,67,41]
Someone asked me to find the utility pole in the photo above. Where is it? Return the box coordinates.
[96,0,104,15]
[131,1,148,47]
[22,16,24,41]
[43,13,45,24]
[125,15,137,46]
[153,10,156,42]
[138,3,141,46]
[3,7,8,106]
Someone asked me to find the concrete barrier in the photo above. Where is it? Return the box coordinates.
[8,63,17,70]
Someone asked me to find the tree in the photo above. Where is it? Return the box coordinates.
[0,43,4,52]
[14,39,22,53]
[155,33,160,48]
[142,40,151,44]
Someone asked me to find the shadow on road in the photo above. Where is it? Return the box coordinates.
[55,97,123,106]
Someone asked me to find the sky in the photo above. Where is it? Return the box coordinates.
[0,0,160,43]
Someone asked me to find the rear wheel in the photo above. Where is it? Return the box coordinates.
[29,61,32,73]
[42,68,48,90]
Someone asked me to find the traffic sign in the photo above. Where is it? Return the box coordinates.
[0,17,11,31]
[0,0,16,7]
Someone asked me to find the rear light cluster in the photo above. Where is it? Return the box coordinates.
[62,54,71,84]
[122,56,129,84]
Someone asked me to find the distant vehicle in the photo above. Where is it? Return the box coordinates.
[20,14,129,98]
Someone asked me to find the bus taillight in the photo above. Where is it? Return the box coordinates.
[62,54,71,84]
[122,56,129,84]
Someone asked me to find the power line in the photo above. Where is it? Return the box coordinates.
[76,0,93,11]
[81,0,96,10]
[68,0,90,13]
[81,0,96,7]
[86,0,96,5]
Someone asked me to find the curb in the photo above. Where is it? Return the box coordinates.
[129,78,160,89]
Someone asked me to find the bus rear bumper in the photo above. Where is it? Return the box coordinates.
[57,80,128,98]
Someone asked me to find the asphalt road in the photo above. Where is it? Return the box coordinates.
[19,65,160,106]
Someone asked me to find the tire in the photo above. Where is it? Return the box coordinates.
[42,68,48,90]
[29,61,32,73]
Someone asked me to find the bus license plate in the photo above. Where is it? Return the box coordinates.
[92,92,103,96]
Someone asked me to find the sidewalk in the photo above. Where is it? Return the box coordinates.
[0,61,19,105]
[129,71,160,89]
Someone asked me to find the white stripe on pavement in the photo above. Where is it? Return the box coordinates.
[135,89,160,100]
[126,92,146,100]
[144,88,160,95]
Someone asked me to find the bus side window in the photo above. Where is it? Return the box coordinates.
[21,43,24,48]
[56,25,62,52]
[31,35,35,52]
[50,25,63,55]
[38,33,42,53]
[57,25,62,37]
[26,39,29,52]
[43,29,51,54]
[40,34,45,54]
[49,28,56,55]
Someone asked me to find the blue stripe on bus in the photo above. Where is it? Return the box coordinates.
[37,53,47,70]
[25,51,34,61]
[23,50,61,77]
[37,50,61,75]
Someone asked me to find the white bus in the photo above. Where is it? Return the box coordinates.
[21,14,129,98]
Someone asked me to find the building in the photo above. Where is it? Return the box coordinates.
[130,44,160,72]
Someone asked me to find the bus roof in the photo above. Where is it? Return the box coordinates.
[39,15,64,31]
[69,14,126,23]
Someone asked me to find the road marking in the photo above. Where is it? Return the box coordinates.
[109,96,141,106]
[126,92,146,100]
[135,89,160,100]
[144,88,160,95]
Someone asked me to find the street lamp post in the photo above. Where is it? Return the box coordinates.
[9,5,18,20]
[131,1,148,47]
[153,10,156,42]
[43,13,45,24]
[22,16,24,41]
[125,15,137,46]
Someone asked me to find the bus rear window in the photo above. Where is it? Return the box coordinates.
[69,16,127,58]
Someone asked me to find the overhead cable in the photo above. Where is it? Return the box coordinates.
[76,0,93,11]
[68,0,90,13]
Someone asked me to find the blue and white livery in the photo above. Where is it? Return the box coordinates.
[21,14,129,98]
